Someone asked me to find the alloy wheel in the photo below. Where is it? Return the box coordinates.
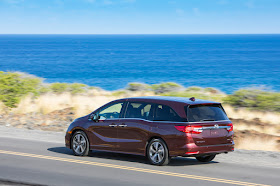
[73,133,87,155]
[149,141,165,164]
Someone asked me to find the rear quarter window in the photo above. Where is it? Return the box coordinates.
[125,102,153,120]
[186,104,229,122]
[154,104,183,122]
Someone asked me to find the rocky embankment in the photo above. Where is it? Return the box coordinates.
[0,108,75,132]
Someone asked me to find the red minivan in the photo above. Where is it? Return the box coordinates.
[65,96,234,165]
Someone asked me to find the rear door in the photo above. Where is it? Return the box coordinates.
[186,104,233,146]
[117,102,154,154]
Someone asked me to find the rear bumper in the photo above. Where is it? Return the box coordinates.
[176,142,234,157]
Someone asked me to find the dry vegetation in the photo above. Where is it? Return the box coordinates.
[223,105,280,125]
[6,90,155,118]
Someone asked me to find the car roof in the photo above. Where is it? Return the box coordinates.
[120,96,220,105]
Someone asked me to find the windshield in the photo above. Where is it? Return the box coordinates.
[186,104,229,122]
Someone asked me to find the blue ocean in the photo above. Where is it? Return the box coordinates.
[0,34,279,93]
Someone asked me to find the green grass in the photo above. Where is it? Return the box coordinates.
[50,83,88,94]
[50,83,68,93]
[151,82,183,94]
[111,90,127,96]
[160,88,226,102]
[68,83,87,94]
[127,83,150,91]
[223,89,280,112]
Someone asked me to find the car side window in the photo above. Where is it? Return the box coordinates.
[125,102,153,120]
[99,102,123,119]
[154,104,182,122]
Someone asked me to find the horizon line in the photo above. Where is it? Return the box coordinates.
[0,33,280,35]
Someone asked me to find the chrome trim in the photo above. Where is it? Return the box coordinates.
[118,124,127,127]
[187,120,230,124]
[101,118,230,124]
[201,125,231,130]
[192,125,230,133]
[99,118,118,121]
[119,118,187,123]
[119,118,153,122]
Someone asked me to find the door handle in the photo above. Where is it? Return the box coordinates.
[109,124,117,127]
[118,124,127,127]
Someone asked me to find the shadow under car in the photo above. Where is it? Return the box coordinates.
[47,147,219,166]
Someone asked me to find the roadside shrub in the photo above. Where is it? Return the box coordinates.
[112,90,127,96]
[69,83,87,94]
[89,86,98,90]
[127,83,150,91]
[185,86,203,92]
[0,71,42,108]
[161,91,223,102]
[204,87,221,94]
[224,89,280,112]
[38,85,51,94]
[50,83,88,94]
[184,87,221,94]
[151,82,183,94]
[50,83,68,93]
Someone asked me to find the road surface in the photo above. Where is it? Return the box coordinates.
[0,126,279,186]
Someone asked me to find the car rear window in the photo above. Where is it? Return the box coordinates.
[186,104,228,122]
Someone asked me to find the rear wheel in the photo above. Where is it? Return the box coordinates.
[147,139,169,166]
[196,154,216,162]
[71,131,89,156]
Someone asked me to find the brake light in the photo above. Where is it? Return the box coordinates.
[175,125,202,134]
[227,123,233,132]
[174,126,188,133]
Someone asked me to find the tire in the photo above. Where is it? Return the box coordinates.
[196,154,216,162]
[71,131,89,156]
[147,138,169,166]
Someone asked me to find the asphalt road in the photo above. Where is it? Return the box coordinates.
[0,126,279,186]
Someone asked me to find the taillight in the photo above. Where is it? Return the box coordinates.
[227,123,233,132]
[175,125,203,134]
[174,126,188,133]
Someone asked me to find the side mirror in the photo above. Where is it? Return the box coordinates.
[89,113,100,122]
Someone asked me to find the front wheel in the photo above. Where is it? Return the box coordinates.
[71,131,89,156]
[147,139,169,166]
[196,154,216,162]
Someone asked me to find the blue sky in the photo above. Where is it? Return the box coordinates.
[0,0,279,34]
